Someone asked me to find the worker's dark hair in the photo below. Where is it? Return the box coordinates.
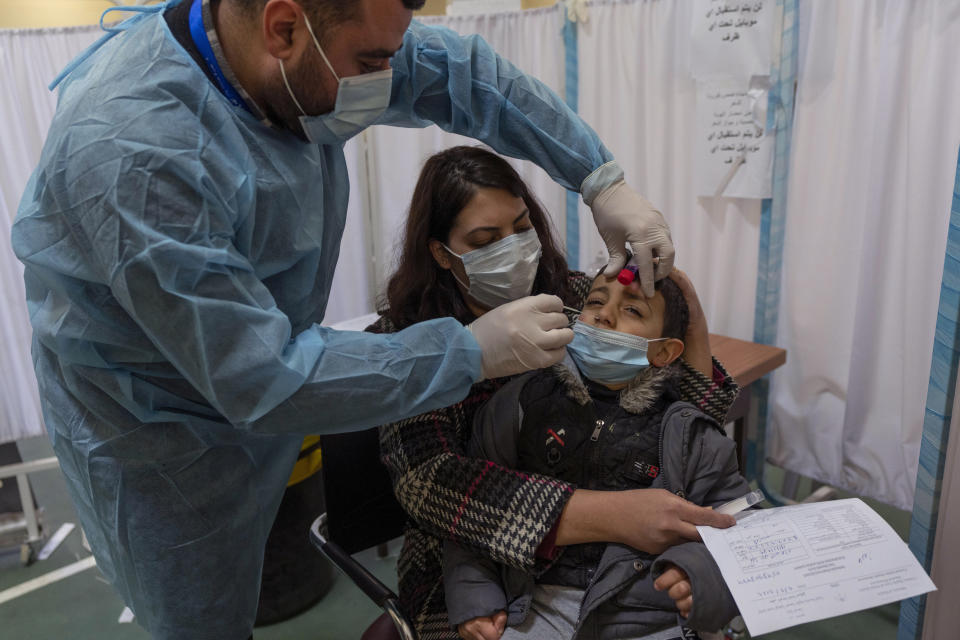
[384,146,574,329]
[593,253,688,340]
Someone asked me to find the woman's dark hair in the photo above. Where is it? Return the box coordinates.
[383,146,572,329]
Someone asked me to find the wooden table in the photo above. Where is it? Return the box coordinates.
[709,334,787,473]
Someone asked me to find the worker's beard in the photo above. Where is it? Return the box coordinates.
[270,47,337,139]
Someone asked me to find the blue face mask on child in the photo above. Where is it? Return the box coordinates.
[566,321,668,385]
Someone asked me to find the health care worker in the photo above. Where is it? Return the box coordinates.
[12,0,679,637]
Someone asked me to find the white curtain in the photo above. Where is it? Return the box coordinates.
[322,136,377,326]
[362,6,567,298]
[768,0,960,510]
[577,0,761,342]
[0,25,102,444]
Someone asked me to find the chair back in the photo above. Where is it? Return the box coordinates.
[320,428,406,554]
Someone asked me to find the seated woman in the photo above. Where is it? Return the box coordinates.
[367,146,738,639]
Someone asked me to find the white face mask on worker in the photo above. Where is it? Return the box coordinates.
[279,14,394,144]
[443,229,543,309]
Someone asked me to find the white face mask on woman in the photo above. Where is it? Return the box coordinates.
[279,13,394,145]
[443,229,542,310]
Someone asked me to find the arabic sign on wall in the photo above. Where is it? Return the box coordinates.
[691,1,774,82]
[691,1,775,198]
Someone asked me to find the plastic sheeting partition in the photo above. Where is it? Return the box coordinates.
[747,0,797,488]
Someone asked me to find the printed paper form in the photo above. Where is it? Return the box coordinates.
[697,498,936,636]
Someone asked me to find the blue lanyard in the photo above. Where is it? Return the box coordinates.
[188,0,249,111]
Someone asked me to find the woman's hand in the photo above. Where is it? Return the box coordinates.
[668,268,712,377]
[458,611,507,640]
[555,489,735,554]
[654,564,693,618]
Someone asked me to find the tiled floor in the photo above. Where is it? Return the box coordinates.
[1,436,909,639]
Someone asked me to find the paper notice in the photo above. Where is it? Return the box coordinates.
[691,0,774,81]
[695,78,773,198]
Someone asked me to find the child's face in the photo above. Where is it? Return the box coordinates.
[581,275,667,339]
[580,274,684,370]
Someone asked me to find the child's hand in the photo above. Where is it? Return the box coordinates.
[654,564,694,618]
[457,610,507,640]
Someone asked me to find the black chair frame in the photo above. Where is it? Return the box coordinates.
[309,513,414,640]
[308,429,415,640]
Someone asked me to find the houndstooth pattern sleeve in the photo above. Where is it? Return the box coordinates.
[675,357,739,424]
[378,385,575,572]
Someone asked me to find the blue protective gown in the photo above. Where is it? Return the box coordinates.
[11,3,617,638]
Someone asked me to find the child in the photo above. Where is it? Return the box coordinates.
[443,266,749,640]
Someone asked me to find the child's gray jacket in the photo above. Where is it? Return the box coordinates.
[443,361,750,640]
